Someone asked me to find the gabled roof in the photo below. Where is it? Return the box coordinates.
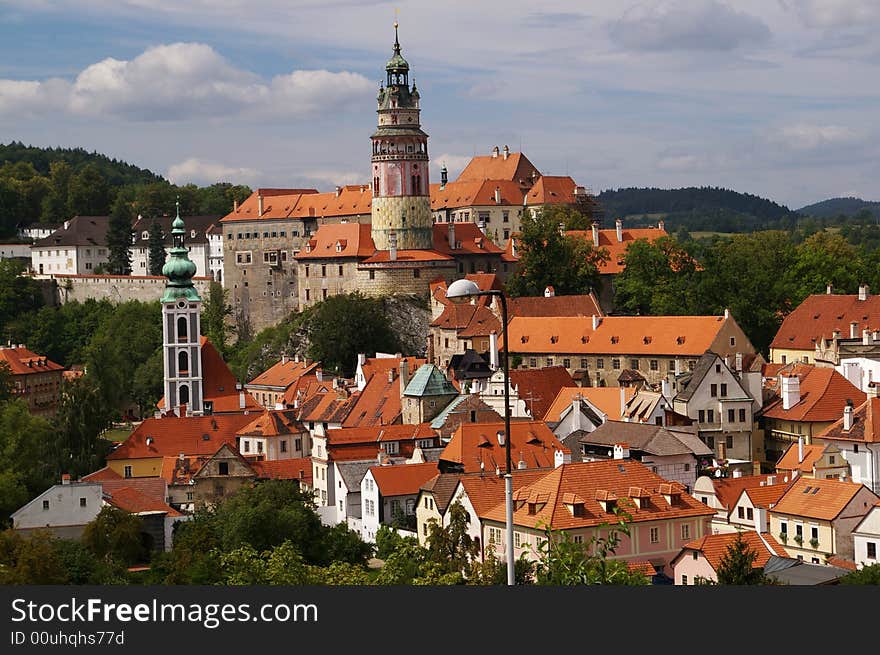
[448,350,492,381]
[360,249,454,264]
[458,469,550,516]
[107,413,254,460]
[160,454,207,486]
[743,484,790,510]
[369,462,440,497]
[34,215,110,247]
[429,179,529,210]
[524,176,581,205]
[429,395,502,439]
[295,222,376,259]
[251,457,312,484]
[80,466,122,482]
[543,386,636,423]
[131,214,220,246]
[432,222,504,256]
[454,151,540,186]
[327,423,437,446]
[288,186,372,219]
[219,188,320,222]
[343,369,403,428]
[711,473,793,512]
[622,390,668,424]
[772,477,874,521]
[770,291,880,352]
[419,473,465,515]
[763,555,851,585]
[336,460,376,492]
[762,366,865,423]
[429,303,500,338]
[509,366,575,420]
[503,315,735,356]
[246,359,319,390]
[679,531,787,572]
[0,346,64,375]
[580,421,713,457]
[237,409,306,437]
[507,293,603,319]
[775,442,832,474]
[817,397,880,443]
[566,225,668,275]
[298,388,356,424]
[101,478,181,517]
[440,421,567,473]
[403,364,458,398]
[430,274,501,309]
[479,460,714,529]
[675,351,751,403]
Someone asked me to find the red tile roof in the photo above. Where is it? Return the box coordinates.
[775,443,828,474]
[100,477,182,517]
[762,366,865,423]
[430,303,501,338]
[298,388,356,424]
[458,469,550,516]
[432,222,504,256]
[237,409,306,438]
[455,151,540,186]
[81,466,122,482]
[0,346,64,375]
[712,474,794,511]
[344,362,429,428]
[567,225,669,274]
[509,366,576,420]
[295,222,376,260]
[441,421,567,473]
[503,315,733,355]
[369,462,440,497]
[160,455,207,486]
[508,293,603,319]
[107,414,255,460]
[817,397,880,443]
[327,423,437,446]
[543,386,636,422]
[429,180,528,210]
[288,186,372,219]
[219,188,320,223]
[744,484,790,509]
[251,457,312,484]
[770,292,880,352]
[681,531,787,571]
[247,359,319,389]
[480,460,714,529]
[360,249,454,264]
[524,176,581,205]
[772,476,872,521]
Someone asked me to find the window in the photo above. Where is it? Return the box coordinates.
[280,440,287,453]
[650,527,659,544]
[728,409,735,423]
[811,557,820,564]
[706,436,715,448]
[563,358,571,369]
[829,456,836,465]
[413,269,420,278]
[726,435,733,449]
[596,358,604,369]
[710,384,718,397]
[572,535,584,544]
[369,270,375,280]
[707,409,714,423]
[612,358,621,370]
[688,360,696,371]
[546,358,554,367]
[384,441,399,455]
[124,465,133,479]
[630,359,639,370]
[650,360,658,371]
[795,524,803,537]
[681,575,688,586]
[780,522,788,534]
[243,441,250,453]
[321,265,326,277]
[738,507,745,519]
[42,500,49,510]
[79,497,87,507]
[529,358,537,368]
[218,462,229,475]
[868,542,877,559]
[503,211,509,223]
[854,444,859,453]
[338,265,344,276]
[699,410,705,423]
[739,408,746,423]
[186,492,193,501]
[811,526,818,540]
[514,532,522,548]
[581,358,588,369]
[681,524,690,540]
[720,383,727,396]
[257,441,263,454]
[701,496,708,505]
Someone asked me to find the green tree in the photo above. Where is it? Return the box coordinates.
[49,376,115,481]
[106,191,134,274]
[40,161,73,224]
[202,281,234,358]
[425,501,478,578]
[0,400,54,522]
[0,529,69,584]
[147,219,166,275]
[786,231,864,303]
[613,236,700,315]
[311,561,373,585]
[0,361,12,403]
[66,163,111,216]
[839,562,880,585]
[506,206,608,297]
[375,523,412,560]
[322,522,373,565]
[536,202,600,231]
[82,506,146,566]
[219,541,312,585]
[715,531,769,585]
[131,348,165,418]
[0,259,44,341]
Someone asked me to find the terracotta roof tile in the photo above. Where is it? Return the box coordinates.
[360,249,454,263]
[458,469,550,515]
[237,409,306,438]
[818,397,880,443]
[454,151,540,186]
[525,176,581,205]
[369,462,440,497]
[80,466,122,482]
[508,367,575,420]
[772,477,871,521]
[247,360,319,389]
[770,292,880,351]
[0,346,64,375]
[432,222,504,256]
[295,223,376,259]
[681,531,788,571]
[441,421,567,473]
[566,225,669,274]
[508,293,603,319]
[543,386,635,422]
[776,443,827,474]
[251,457,312,484]
[219,188,320,223]
[106,485,182,518]
[107,414,255,460]
[762,366,865,422]
[712,474,794,511]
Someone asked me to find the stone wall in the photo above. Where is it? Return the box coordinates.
[371,195,433,250]
[44,275,212,306]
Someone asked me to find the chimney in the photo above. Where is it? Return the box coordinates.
[619,386,626,419]
[723,308,730,319]
[658,219,665,232]
[833,329,841,340]
[859,284,869,301]
[388,368,396,383]
[661,377,671,398]
[674,359,682,376]
[591,221,599,244]
[754,507,767,534]
[496,430,505,446]
[615,218,623,242]
[844,400,854,431]
[544,286,555,297]
[492,146,499,159]
[554,449,571,468]
[389,230,398,261]
[494,187,501,204]
[613,443,629,460]
[753,460,762,476]
[517,457,527,470]
[781,375,800,411]
[851,322,859,338]
[489,331,499,370]
[399,358,409,398]
[335,186,342,198]
[864,329,871,346]
[64,220,70,230]
[61,473,71,485]
[732,469,743,478]
[258,193,264,216]
[440,165,448,190]
[868,382,878,399]
[735,352,743,373]
[826,283,833,295]
[233,198,239,212]
[592,314,601,330]
[798,436,804,463]
[503,145,510,160]
[571,395,583,431]
[558,222,565,236]
[448,222,455,249]
[239,389,246,410]
[179,452,185,461]
[281,353,288,365]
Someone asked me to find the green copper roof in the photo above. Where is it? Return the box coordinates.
[404,364,458,398]
[386,23,409,71]
[161,201,201,303]
[430,394,469,429]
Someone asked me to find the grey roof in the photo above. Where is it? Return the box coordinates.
[624,391,665,422]
[404,364,458,398]
[419,472,462,515]
[675,351,750,402]
[578,421,713,457]
[430,395,469,429]
[448,350,492,380]
[763,556,850,585]
[34,216,109,248]
[131,214,221,246]
[336,460,374,491]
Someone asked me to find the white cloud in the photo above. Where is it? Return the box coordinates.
[167,158,261,185]
[609,0,771,51]
[770,123,859,151]
[781,0,880,28]
[301,169,366,188]
[0,42,372,121]
[431,154,473,180]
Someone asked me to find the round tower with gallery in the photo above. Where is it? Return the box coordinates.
[370,22,433,251]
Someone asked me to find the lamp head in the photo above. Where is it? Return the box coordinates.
[445,278,482,303]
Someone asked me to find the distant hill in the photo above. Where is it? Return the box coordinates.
[0,141,164,187]
[596,186,801,233]
[797,197,880,219]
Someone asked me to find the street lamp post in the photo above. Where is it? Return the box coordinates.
[445,278,514,586]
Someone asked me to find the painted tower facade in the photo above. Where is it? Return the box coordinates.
[370,24,432,251]
[161,203,204,415]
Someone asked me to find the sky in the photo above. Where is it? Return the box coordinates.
[1,0,879,210]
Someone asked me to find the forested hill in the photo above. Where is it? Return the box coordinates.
[0,141,164,187]
[797,197,880,219]
[596,186,801,233]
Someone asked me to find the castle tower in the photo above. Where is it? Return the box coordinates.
[161,201,204,415]
[370,22,433,251]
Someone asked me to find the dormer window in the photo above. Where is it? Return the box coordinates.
[595,489,617,513]
[141,231,149,240]
[610,336,619,344]
[628,486,650,509]
[581,336,589,344]
[677,336,686,345]
[643,336,652,344]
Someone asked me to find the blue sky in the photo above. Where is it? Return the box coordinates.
[1,0,879,209]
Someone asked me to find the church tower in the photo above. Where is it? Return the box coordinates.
[161,202,204,415]
[370,22,433,251]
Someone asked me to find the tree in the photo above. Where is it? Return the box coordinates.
[48,376,115,481]
[786,231,864,304]
[536,202,600,231]
[425,501,478,577]
[0,259,44,341]
[82,506,146,566]
[40,161,72,224]
[202,281,234,358]
[147,219,166,275]
[0,400,54,523]
[506,206,608,297]
[305,293,400,376]
[0,361,12,403]
[715,531,769,585]
[0,529,69,584]
[131,348,164,418]
[66,163,111,216]
[613,236,700,315]
[219,541,312,585]
[106,191,134,274]
[839,563,880,585]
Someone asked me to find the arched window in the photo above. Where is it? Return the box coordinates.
[178,350,189,374]
[179,384,190,405]
[177,316,188,341]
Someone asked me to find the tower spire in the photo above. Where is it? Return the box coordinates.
[161,198,200,303]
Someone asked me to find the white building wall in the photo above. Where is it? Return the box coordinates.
[838,359,880,394]
[480,370,528,417]
[131,243,209,278]
[11,483,103,530]
[360,471,381,543]
[638,453,698,492]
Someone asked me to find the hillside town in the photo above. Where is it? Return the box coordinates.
[3,25,880,588]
